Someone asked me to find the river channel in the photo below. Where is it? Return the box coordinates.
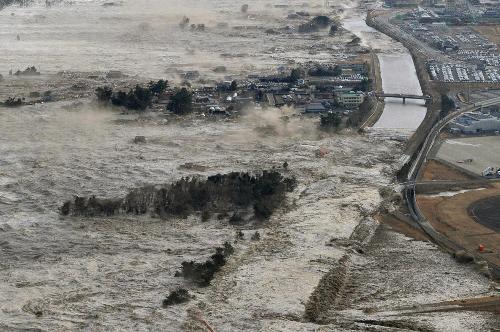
[343,11,427,132]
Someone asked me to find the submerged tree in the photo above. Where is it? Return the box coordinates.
[148,79,168,95]
[168,88,193,114]
[229,80,238,92]
[95,86,113,102]
[320,112,342,131]
[289,68,305,82]
[61,171,297,221]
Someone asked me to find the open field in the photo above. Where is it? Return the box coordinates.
[473,26,500,50]
[436,136,500,175]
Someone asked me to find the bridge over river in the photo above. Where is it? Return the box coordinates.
[373,92,432,104]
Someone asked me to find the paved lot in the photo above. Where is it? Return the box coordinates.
[436,136,500,175]
[470,196,500,232]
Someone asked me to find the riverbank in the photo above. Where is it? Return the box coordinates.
[366,10,441,155]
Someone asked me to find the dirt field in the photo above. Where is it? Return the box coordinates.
[419,159,476,182]
[473,26,500,49]
[417,183,500,270]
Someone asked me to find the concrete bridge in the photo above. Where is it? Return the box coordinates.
[374,92,432,104]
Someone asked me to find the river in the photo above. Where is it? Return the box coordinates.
[343,11,427,132]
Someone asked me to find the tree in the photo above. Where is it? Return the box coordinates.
[346,98,373,128]
[320,112,342,131]
[111,91,127,107]
[311,15,330,28]
[109,85,153,111]
[440,94,455,118]
[168,88,193,114]
[95,86,113,102]
[289,68,304,82]
[329,24,339,35]
[148,79,168,95]
[127,85,152,110]
[354,78,372,92]
[229,80,238,91]
[332,65,342,77]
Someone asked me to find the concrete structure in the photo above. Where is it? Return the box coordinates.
[450,111,500,134]
[304,103,327,113]
[336,91,365,108]
[375,92,432,104]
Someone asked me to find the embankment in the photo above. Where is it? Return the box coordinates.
[304,218,378,322]
[366,10,441,158]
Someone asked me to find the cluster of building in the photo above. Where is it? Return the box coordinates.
[184,63,369,116]
[449,108,500,134]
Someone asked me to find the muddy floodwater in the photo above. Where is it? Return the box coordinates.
[0,0,349,79]
[0,0,498,331]
[0,102,401,330]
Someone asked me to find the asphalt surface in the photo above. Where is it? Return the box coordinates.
[469,195,500,233]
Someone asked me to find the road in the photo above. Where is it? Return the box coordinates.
[371,11,456,65]
[404,96,500,278]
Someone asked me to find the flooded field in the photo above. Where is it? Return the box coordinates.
[0,0,498,331]
[0,101,402,330]
[0,0,352,80]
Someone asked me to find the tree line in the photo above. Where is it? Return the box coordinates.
[95,80,194,114]
[61,170,297,221]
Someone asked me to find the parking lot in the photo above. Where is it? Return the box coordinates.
[428,62,500,83]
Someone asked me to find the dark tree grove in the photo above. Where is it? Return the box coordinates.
[440,94,455,118]
[320,112,342,131]
[95,79,168,111]
[60,171,297,221]
[177,242,234,286]
[148,79,168,95]
[168,88,193,114]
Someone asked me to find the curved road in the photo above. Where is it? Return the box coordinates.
[404,96,500,277]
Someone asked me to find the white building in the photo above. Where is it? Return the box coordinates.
[336,91,365,108]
